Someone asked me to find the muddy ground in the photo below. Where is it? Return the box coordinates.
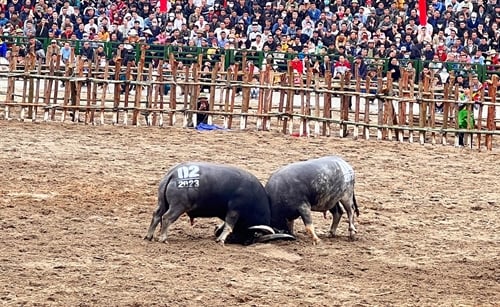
[0,121,498,306]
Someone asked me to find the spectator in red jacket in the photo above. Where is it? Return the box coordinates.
[290,54,303,75]
[333,55,351,79]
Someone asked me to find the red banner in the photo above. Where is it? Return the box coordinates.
[419,0,427,26]
[160,0,168,13]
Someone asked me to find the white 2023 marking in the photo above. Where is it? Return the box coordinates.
[177,165,200,179]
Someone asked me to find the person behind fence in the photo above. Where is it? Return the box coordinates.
[351,55,367,80]
[457,87,475,147]
[333,55,351,79]
[0,38,7,58]
[200,61,211,93]
[250,76,259,99]
[27,35,45,61]
[196,93,209,125]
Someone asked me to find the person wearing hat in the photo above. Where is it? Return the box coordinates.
[485,49,500,71]
[14,27,24,36]
[248,21,262,41]
[351,54,368,80]
[45,39,60,63]
[142,28,154,43]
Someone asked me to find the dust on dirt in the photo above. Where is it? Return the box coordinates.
[0,121,498,306]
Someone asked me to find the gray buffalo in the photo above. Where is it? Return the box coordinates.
[265,156,360,244]
[144,162,294,245]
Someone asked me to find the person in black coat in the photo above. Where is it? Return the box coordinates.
[387,57,401,82]
[351,55,368,80]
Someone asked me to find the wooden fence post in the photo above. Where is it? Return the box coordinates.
[353,65,361,139]
[5,46,19,119]
[207,62,218,125]
[398,68,409,142]
[382,72,394,140]
[452,82,460,146]
[26,45,36,121]
[61,48,74,122]
[240,62,254,129]
[228,63,238,129]
[441,73,453,145]
[323,71,332,136]
[363,73,371,139]
[112,49,122,124]
[170,54,179,126]
[485,75,498,150]
[283,64,294,134]
[419,72,431,145]
[99,63,109,125]
[34,59,42,120]
[152,60,163,126]
[313,70,320,136]
[132,45,147,126]
[339,73,348,137]
[475,75,485,150]
[376,66,384,140]
[74,56,83,123]
[429,72,437,145]
[43,55,54,121]
[407,66,416,143]
[263,64,273,131]
[122,62,133,125]
[301,67,312,136]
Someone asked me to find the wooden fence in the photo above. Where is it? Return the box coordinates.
[0,45,499,151]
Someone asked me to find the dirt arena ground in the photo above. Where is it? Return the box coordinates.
[0,121,498,306]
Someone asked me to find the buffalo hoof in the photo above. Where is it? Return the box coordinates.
[158,236,168,244]
[327,232,337,238]
[312,237,321,245]
[144,235,153,241]
[215,238,225,246]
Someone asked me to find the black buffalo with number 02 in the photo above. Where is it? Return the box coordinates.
[144,162,294,245]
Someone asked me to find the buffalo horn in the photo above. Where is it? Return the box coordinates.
[248,225,275,234]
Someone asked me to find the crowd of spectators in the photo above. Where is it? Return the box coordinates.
[0,0,499,85]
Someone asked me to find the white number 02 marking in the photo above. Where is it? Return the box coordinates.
[177,165,200,179]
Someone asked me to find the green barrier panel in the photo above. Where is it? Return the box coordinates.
[2,34,499,84]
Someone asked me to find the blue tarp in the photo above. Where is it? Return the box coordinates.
[196,123,227,131]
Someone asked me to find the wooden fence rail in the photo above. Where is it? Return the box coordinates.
[0,47,499,151]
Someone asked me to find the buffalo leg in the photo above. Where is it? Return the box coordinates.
[297,204,321,245]
[287,219,295,236]
[216,210,239,245]
[158,207,186,243]
[328,202,344,237]
[339,195,357,240]
[144,203,168,241]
